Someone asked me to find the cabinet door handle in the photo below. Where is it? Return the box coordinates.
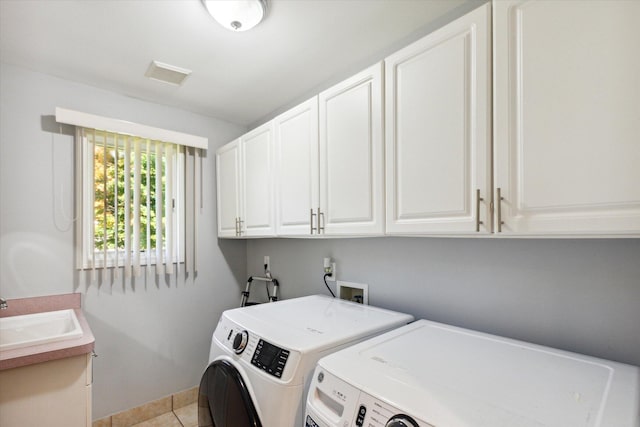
[318,208,325,234]
[475,189,484,232]
[310,209,317,235]
[235,217,239,236]
[496,188,505,232]
[238,217,244,236]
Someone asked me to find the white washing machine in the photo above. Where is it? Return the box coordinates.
[197,295,413,427]
[306,319,640,427]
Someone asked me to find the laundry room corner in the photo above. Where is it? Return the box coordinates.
[0,62,251,420]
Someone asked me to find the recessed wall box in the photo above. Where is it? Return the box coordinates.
[337,281,368,305]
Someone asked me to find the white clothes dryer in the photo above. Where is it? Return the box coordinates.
[306,319,640,427]
[198,295,413,427]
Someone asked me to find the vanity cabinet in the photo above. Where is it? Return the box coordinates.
[385,3,491,235]
[493,0,640,236]
[216,122,276,237]
[0,353,92,427]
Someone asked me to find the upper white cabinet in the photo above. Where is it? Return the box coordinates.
[223,62,385,239]
[274,97,319,236]
[385,3,491,235]
[216,139,241,238]
[216,122,275,238]
[273,63,384,237]
[219,1,640,238]
[319,62,384,235]
[241,122,276,236]
[493,0,640,236]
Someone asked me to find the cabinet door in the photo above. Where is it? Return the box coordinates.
[494,0,640,236]
[0,354,90,427]
[216,139,241,238]
[385,3,491,235]
[319,62,384,235]
[241,122,276,236]
[274,97,319,236]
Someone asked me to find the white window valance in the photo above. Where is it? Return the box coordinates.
[55,107,208,150]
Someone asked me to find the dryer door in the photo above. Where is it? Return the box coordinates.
[198,359,262,427]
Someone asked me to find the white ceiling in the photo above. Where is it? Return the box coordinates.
[0,0,479,126]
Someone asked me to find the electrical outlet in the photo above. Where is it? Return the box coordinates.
[323,258,337,282]
[326,262,337,282]
[264,255,270,272]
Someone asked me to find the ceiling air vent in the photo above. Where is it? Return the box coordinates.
[145,61,192,86]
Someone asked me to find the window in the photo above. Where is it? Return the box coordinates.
[79,128,184,274]
[55,107,207,278]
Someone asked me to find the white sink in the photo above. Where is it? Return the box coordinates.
[0,309,83,351]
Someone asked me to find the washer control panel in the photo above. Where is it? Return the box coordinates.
[251,339,290,378]
[305,367,434,427]
[355,393,429,427]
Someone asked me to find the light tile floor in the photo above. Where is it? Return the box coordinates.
[131,402,197,427]
[173,404,198,427]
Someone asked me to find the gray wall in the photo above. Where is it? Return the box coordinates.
[0,62,248,419]
[247,237,640,367]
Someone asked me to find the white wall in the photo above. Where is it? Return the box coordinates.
[247,237,640,367]
[0,62,248,418]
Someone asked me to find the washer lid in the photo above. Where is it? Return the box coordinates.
[222,295,413,354]
[319,320,640,427]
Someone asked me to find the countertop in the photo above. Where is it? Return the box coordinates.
[0,293,95,370]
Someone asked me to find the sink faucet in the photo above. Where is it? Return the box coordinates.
[0,297,7,309]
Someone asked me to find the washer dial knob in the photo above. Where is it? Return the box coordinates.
[232,330,249,354]
[386,415,419,427]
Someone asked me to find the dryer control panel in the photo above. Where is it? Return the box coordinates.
[212,315,297,382]
[251,339,290,378]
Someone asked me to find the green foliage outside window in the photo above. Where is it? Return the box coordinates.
[93,145,166,252]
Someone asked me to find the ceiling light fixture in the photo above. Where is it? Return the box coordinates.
[202,0,267,32]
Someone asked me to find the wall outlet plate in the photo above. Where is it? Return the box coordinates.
[326,262,337,281]
[336,281,368,305]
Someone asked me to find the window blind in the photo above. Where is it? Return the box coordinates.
[78,128,187,277]
[56,108,206,281]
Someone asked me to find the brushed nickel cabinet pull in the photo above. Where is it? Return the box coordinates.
[310,208,317,235]
[497,188,505,232]
[234,217,239,236]
[318,208,325,234]
[476,189,484,232]
[238,217,244,236]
